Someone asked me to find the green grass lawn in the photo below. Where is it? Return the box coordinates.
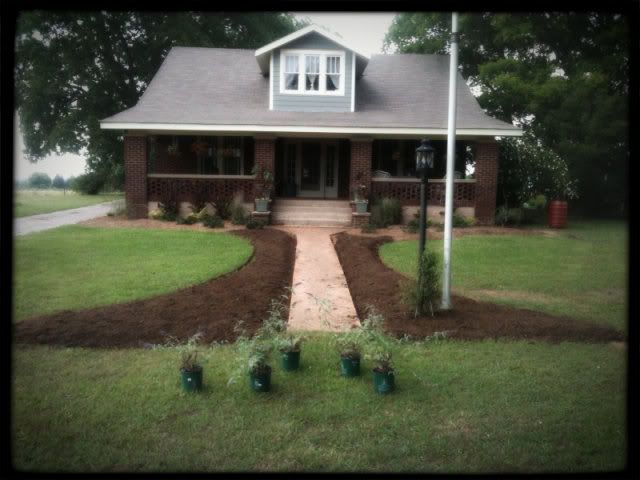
[13,226,253,321]
[14,189,123,217]
[12,338,626,473]
[380,221,627,331]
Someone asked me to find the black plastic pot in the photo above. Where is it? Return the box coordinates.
[340,355,361,377]
[372,369,395,394]
[180,366,203,393]
[249,365,272,392]
[281,350,300,371]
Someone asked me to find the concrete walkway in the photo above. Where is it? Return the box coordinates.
[276,226,359,332]
[14,202,117,236]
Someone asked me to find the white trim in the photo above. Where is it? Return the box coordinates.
[372,177,476,183]
[102,122,523,137]
[269,53,274,110]
[255,24,370,60]
[279,49,345,96]
[350,53,356,112]
[148,174,255,180]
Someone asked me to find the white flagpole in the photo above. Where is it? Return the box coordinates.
[441,12,459,310]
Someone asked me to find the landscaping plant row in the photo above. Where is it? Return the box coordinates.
[173,295,398,395]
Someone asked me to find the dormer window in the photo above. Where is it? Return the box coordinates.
[280,49,345,95]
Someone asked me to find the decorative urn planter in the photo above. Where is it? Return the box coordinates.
[354,200,368,214]
[547,200,568,228]
[180,366,203,393]
[255,198,270,213]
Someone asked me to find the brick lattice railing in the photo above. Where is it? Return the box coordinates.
[371,180,476,207]
[147,176,255,203]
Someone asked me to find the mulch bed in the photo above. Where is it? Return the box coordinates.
[332,232,625,343]
[14,229,296,348]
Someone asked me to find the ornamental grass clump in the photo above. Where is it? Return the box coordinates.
[164,332,207,393]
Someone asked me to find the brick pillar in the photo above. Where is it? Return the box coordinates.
[253,136,276,202]
[474,140,499,225]
[124,135,148,219]
[349,138,373,200]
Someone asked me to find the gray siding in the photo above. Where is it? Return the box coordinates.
[272,32,353,112]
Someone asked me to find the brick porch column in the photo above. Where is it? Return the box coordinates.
[474,140,499,225]
[124,134,148,219]
[349,138,373,200]
[253,136,276,202]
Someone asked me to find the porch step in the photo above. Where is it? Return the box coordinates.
[271,199,352,226]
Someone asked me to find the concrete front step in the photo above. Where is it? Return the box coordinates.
[272,198,352,226]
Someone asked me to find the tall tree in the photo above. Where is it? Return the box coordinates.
[15,12,303,190]
[385,12,629,215]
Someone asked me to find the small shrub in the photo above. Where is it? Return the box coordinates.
[230,203,248,225]
[190,184,210,213]
[212,194,233,220]
[177,213,199,225]
[361,222,377,234]
[164,332,206,372]
[403,250,440,317]
[246,218,266,229]
[404,212,433,233]
[495,206,523,226]
[148,208,164,220]
[157,186,179,221]
[202,214,224,228]
[370,197,402,228]
[452,213,474,228]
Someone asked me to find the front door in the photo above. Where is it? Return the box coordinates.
[293,141,339,198]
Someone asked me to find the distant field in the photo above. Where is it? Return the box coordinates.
[14,189,123,217]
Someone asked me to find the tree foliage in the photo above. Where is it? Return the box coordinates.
[28,172,52,189]
[52,174,66,189]
[15,12,303,190]
[385,12,629,215]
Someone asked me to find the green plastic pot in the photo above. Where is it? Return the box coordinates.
[355,201,368,214]
[281,350,300,371]
[249,365,272,392]
[340,356,361,377]
[180,366,203,393]
[373,369,395,394]
[255,199,270,212]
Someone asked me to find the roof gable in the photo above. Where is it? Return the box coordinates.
[255,24,369,74]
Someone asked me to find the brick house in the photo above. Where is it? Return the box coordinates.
[101,24,521,226]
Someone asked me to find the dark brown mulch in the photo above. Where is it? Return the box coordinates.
[332,232,625,343]
[14,229,296,348]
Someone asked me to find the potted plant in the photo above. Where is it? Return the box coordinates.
[352,183,369,214]
[275,334,304,371]
[252,165,274,213]
[230,327,274,393]
[333,327,365,377]
[172,333,205,393]
[361,307,396,394]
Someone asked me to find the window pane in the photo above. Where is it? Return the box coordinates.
[222,137,242,175]
[326,56,340,74]
[285,55,298,73]
[284,55,299,91]
[305,55,320,91]
[285,73,298,90]
[326,74,340,91]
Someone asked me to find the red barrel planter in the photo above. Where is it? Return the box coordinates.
[548,200,568,228]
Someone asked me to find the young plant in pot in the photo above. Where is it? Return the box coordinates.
[333,328,364,377]
[229,326,274,393]
[261,294,304,372]
[352,183,369,214]
[167,332,205,393]
[361,307,396,394]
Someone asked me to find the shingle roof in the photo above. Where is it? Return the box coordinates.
[101,47,519,132]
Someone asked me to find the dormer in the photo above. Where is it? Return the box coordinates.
[255,24,370,112]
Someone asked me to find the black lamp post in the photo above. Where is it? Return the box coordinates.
[415,139,435,258]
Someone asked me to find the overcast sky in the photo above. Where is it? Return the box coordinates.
[13,12,398,181]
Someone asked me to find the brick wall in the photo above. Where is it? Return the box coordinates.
[254,136,276,201]
[350,139,373,200]
[474,140,499,224]
[124,135,148,218]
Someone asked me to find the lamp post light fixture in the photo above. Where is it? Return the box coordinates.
[415,139,435,258]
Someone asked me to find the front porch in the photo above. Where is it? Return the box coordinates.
[124,133,499,224]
